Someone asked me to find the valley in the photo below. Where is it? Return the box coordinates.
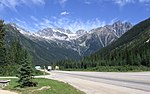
[0,0,150,94]
[5,21,132,65]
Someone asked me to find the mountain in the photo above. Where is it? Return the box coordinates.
[37,28,78,41]
[32,21,132,56]
[84,18,150,66]
[76,29,87,35]
[5,21,132,65]
[75,21,132,55]
[5,24,81,65]
[112,21,132,37]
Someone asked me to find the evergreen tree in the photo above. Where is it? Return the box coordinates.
[17,51,37,87]
[8,40,24,64]
[0,20,6,65]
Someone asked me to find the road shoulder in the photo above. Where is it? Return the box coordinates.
[0,89,17,94]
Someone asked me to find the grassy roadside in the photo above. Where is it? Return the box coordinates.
[35,70,49,76]
[0,69,48,76]
[63,65,150,72]
[1,78,85,94]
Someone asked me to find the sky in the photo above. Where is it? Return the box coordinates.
[0,0,150,32]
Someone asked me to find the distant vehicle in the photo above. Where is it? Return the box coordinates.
[55,66,59,70]
[47,66,52,71]
[35,66,41,70]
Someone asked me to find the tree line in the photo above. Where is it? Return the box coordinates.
[55,42,150,72]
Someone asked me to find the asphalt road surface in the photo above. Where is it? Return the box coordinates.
[44,71,150,94]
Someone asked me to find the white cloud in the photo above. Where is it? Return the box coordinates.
[31,0,45,5]
[30,16,38,22]
[59,0,68,4]
[0,0,20,11]
[85,2,91,4]
[84,0,91,4]
[58,0,68,7]
[64,18,106,32]
[31,17,106,32]
[0,0,45,11]
[13,16,106,32]
[139,0,150,10]
[113,0,150,6]
[139,0,150,3]
[15,18,26,24]
[43,18,51,24]
[113,0,135,6]
[110,18,118,24]
[14,18,30,30]
[60,11,69,15]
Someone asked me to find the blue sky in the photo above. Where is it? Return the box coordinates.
[0,0,150,32]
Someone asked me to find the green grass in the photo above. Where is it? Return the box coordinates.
[90,66,150,72]
[0,66,48,76]
[64,65,150,72]
[1,78,85,94]
[34,70,49,76]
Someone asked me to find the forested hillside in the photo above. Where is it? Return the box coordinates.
[86,18,150,66]
[0,20,41,76]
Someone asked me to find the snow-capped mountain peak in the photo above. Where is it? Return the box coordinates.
[10,23,32,36]
[35,28,81,41]
[10,20,132,56]
[76,29,87,35]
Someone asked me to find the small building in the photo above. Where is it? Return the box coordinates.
[55,66,59,70]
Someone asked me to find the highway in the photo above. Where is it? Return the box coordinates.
[45,71,150,94]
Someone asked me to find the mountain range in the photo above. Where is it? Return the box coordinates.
[5,21,132,65]
[55,18,150,70]
[84,18,150,67]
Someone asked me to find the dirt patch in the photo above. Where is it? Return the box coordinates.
[37,86,51,91]
[31,86,51,93]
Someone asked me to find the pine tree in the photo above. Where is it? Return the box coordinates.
[0,20,6,65]
[8,40,24,65]
[17,51,37,87]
